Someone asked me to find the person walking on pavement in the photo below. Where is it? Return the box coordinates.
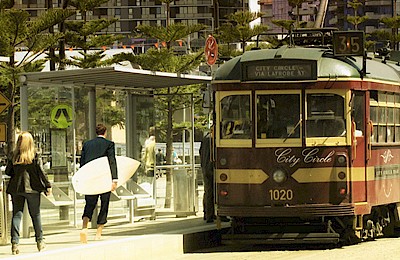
[199,130,215,223]
[79,124,118,243]
[5,132,52,255]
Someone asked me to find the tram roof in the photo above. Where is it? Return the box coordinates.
[21,65,211,90]
[214,46,400,83]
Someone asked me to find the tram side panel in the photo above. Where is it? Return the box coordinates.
[367,147,400,207]
[215,146,352,217]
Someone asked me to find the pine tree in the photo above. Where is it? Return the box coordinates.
[114,16,207,208]
[0,7,74,153]
[217,11,269,54]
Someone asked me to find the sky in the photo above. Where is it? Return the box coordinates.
[249,0,260,12]
[249,0,261,27]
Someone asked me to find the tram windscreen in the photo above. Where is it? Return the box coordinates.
[257,94,301,139]
[306,93,345,137]
[220,95,251,139]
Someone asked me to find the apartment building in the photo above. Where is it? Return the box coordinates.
[259,0,399,34]
[13,0,249,51]
[259,0,319,33]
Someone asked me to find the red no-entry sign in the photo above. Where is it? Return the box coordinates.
[205,35,218,66]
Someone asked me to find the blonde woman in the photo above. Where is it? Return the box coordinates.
[5,132,52,255]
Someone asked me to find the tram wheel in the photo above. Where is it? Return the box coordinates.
[382,208,396,237]
[331,217,360,246]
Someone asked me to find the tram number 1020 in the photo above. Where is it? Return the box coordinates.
[269,189,294,201]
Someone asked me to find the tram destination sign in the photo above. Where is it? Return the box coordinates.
[244,60,317,81]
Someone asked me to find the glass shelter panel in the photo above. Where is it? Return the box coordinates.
[25,84,133,227]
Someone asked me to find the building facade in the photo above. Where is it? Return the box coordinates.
[13,0,249,52]
[259,0,399,34]
[259,0,319,33]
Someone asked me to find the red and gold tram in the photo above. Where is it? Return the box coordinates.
[212,31,400,244]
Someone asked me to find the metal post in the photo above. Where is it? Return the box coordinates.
[126,92,134,158]
[190,94,196,212]
[20,83,28,132]
[20,82,31,238]
[72,86,77,227]
[88,87,96,139]
[88,87,98,228]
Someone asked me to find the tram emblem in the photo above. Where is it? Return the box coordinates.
[380,150,394,164]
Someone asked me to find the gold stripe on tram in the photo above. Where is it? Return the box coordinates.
[216,169,269,184]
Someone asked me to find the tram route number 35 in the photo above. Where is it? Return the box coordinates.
[333,31,364,57]
[269,189,293,201]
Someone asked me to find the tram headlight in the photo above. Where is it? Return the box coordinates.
[338,171,346,180]
[220,173,228,182]
[272,169,287,183]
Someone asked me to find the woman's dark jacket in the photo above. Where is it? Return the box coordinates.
[5,157,51,194]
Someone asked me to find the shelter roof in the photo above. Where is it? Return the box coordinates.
[21,65,211,90]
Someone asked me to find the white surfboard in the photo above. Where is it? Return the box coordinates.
[72,156,141,195]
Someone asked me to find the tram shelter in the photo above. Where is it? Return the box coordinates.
[12,66,211,239]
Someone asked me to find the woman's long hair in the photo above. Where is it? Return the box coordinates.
[13,132,35,165]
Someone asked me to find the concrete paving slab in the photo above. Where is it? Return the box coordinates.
[0,215,228,259]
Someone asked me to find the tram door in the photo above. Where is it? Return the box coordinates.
[352,91,367,202]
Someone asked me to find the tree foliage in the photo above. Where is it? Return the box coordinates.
[347,0,368,30]
[378,16,400,50]
[0,7,74,154]
[126,18,207,208]
[216,11,269,53]
[136,23,207,50]
[56,0,125,139]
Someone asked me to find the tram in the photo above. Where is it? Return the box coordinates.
[212,29,400,245]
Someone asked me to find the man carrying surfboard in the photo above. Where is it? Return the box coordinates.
[79,124,118,243]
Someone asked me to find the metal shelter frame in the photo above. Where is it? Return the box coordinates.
[17,66,211,236]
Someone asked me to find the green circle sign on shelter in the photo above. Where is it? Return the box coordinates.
[50,104,73,128]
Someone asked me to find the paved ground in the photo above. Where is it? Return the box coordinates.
[0,215,224,259]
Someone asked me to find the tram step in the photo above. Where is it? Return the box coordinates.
[222,233,340,245]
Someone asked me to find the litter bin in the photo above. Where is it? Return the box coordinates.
[173,168,195,217]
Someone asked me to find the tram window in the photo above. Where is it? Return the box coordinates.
[257,94,300,139]
[378,92,387,102]
[306,93,345,137]
[370,107,378,123]
[372,125,378,143]
[220,95,251,139]
[378,107,387,124]
[353,93,365,135]
[388,107,394,124]
[378,126,386,143]
[388,126,395,142]
[395,95,400,143]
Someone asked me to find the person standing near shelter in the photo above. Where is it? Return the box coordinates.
[199,130,215,223]
[5,132,52,255]
[142,135,156,180]
[155,149,165,178]
[156,149,165,166]
[79,124,118,243]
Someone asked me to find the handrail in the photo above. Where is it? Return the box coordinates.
[155,164,200,170]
